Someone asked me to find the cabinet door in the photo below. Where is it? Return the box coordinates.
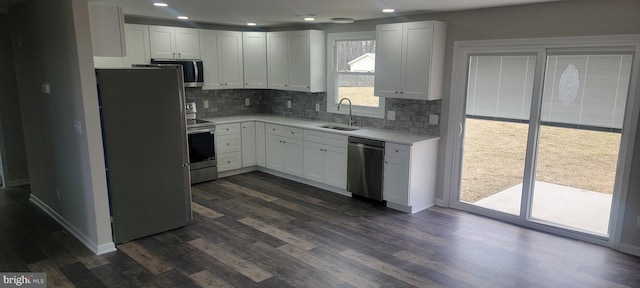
[303,141,325,183]
[267,32,289,90]
[220,31,244,89]
[283,138,303,177]
[255,122,266,167]
[123,24,150,66]
[175,28,200,59]
[325,145,347,189]
[241,122,256,167]
[401,22,433,99]
[383,156,410,205]
[243,32,268,88]
[374,23,403,97]
[199,30,222,89]
[288,31,311,92]
[265,135,284,172]
[149,26,176,59]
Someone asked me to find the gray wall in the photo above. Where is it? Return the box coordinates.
[0,12,28,185]
[10,0,112,252]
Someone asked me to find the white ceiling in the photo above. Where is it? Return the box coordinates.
[1,0,565,27]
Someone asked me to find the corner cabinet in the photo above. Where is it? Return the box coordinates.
[383,140,439,213]
[267,30,326,92]
[374,21,446,100]
[243,32,268,89]
[149,26,200,59]
[200,30,244,89]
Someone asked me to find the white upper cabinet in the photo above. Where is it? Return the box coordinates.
[88,3,126,57]
[374,21,446,100]
[267,30,326,92]
[243,32,268,89]
[200,30,244,89]
[123,24,150,67]
[267,32,289,90]
[149,26,200,59]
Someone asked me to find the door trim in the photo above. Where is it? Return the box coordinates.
[443,35,640,249]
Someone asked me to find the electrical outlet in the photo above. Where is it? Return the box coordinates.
[387,110,395,120]
[287,100,291,108]
[203,100,209,108]
[42,82,51,94]
[429,114,439,125]
[315,103,320,112]
[245,98,250,106]
[73,120,82,135]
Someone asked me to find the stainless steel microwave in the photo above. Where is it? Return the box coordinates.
[150,59,204,87]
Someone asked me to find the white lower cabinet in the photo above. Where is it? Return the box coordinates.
[216,123,242,172]
[241,121,256,167]
[255,122,266,167]
[265,124,303,177]
[383,141,438,213]
[303,130,347,189]
[383,155,410,205]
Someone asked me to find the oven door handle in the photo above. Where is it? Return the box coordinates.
[188,129,215,134]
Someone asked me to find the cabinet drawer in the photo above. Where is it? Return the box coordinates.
[216,123,241,135]
[385,143,410,160]
[266,123,284,136]
[303,130,324,144]
[283,126,303,140]
[325,133,348,148]
[216,134,241,153]
[217,151,241,172]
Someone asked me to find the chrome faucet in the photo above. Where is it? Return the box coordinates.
[337,97,356,126]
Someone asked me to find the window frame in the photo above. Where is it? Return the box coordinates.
[326,32,385,119]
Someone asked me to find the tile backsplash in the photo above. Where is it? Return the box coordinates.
[186,88,441,136]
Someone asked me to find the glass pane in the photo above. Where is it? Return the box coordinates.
[531,54,632,235]
[460,55,536,215]
[338,74,377,107]
[336,40,376,72]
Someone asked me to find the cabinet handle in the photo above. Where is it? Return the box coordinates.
[396,150,399,153]
[227,160,231,164]
[226,128,229,131]
[173,52,176,58]
[400,91,404,94]
[320,148,323,151]
[178,52,182,58]
[394,91,398,94]
[284,84,288,87]
[290,132,294,135]
[226,143,230,146]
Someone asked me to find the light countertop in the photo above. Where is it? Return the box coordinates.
[204,115,440,145]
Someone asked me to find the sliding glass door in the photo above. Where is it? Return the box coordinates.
[450,41,637,241]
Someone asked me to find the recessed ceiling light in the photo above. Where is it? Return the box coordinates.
[304,17,315,21]
[247,22,257,26]
[382,9,395,13]
[153,3,168,7]
[177,16,189,20]
[330,17,354,24]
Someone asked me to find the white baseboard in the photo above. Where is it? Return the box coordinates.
[7,178,30,187]
[618,243,640,257]
[29,194,116,255]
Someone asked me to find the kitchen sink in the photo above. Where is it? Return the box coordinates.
[318,124,360,131]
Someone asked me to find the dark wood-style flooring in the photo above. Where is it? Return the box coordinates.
[2,171,640,287]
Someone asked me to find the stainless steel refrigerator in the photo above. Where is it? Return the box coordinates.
[96,67,191,244]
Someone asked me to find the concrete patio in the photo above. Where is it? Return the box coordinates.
[473,181,612,235]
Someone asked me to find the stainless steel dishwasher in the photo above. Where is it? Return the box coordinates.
[347,136,385,201]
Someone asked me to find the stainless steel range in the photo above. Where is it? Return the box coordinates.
[185,102,217,184]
